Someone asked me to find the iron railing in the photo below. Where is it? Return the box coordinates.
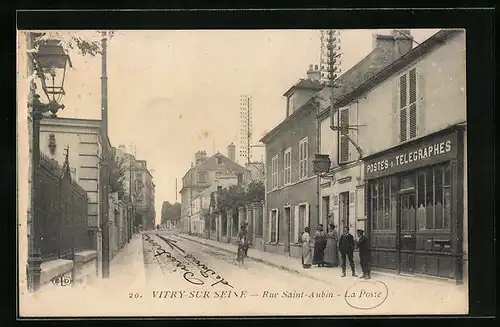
[35,152,92,262]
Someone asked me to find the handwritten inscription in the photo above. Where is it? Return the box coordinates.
[143,233,233,288]
[344,281,388,310]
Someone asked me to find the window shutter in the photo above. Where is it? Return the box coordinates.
[298,143,303,178]
[409,103,417,139]
[276,210,280,242]
[304,140,308,176]
[417,68,426,135]
[399,75,407,109]
[349,191,355,206]
[348,105,356,162]
[409,68,418,139]
[340,109,349,163]
[268,211,272,241]
[400,105,407,142]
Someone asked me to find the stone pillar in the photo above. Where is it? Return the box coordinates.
[247,204,254,245]
[238,206,245,231]
[252,203,258,238]
[226,209,232,243]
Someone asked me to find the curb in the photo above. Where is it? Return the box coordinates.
[175,234,339,285]
[175,234,462,287]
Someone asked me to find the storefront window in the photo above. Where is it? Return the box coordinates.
[383,178,390,229]
[416,164,451,231]
[371,177,394,231]
[417,171,426,229]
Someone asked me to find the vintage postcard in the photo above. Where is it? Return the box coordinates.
[17,28,468,317]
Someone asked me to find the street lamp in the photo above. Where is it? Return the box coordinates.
[27,38,72,292]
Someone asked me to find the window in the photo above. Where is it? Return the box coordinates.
[339,108,350,163]
[215,172,222,180]
[270,209,279,243]
[284,147,292,185]
[198,172,207,183]
[371,176,398,231]
[216,156,223,164]
[416,164,451,230]
[271,155,279,189]
[399,67,418,142]
[294,204,309,243]
[299,137,308,179]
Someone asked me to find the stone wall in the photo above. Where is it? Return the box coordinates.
[39,249,98,289]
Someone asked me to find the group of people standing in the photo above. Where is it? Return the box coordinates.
[301,221,371,279]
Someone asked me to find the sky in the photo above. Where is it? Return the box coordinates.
[23,29,440,226]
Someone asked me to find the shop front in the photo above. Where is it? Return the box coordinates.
[363,126,465,282]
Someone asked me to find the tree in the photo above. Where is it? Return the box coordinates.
[109,155,126,199]
[30,31,116,57]
[216,184,247,213]
[246,180,265,203]
[161,201,181,223]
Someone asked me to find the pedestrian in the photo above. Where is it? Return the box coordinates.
[338,226,357,277]
[356,229,371,279]
[236,223,249,266]
[301,227,313,269]
[323,223,339,267]
[312,224,327,267]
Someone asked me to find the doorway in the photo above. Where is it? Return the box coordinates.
[339,192,350,232]
[322,196,330,228]
[399,192,417,274]
[284,206,291,254]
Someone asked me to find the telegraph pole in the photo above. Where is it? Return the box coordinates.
[100,31,110,278]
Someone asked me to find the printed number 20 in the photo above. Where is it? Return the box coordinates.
[129,293,141,299]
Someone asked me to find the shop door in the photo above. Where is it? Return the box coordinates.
[399,193,417,273]
[339,192,350,232]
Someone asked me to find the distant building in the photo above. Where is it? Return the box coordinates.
[133,160,156,230]
[245,161,265,183]
[179,145,251,234]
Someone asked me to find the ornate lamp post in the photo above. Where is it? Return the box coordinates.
[27,37,72,292]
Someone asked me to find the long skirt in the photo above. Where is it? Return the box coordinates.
[323,238,339,266]
[313,240,327,265]
[302,242,312,267]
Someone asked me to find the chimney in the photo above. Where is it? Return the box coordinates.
[194,150,207,166]
[227,142,236,162]
[373,29,413,60]
[307,64,321,81]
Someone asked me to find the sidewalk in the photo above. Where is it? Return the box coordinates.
[176,233,464,287]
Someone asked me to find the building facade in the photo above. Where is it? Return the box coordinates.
[133,160,156,230]
[39,117,103,274]
[342,29,466,282]
[317,30,415,235]
[179,147,251,234]
[260,66,323,258]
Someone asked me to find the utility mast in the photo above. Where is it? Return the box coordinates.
[239,94,253,164]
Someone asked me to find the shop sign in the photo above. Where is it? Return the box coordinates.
[364,130,458,180]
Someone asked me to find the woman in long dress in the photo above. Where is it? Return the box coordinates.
[323,223,339,267]
[301,227,312,269]
[312,224,327,267]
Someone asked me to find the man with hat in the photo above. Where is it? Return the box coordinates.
[356,229,371,279]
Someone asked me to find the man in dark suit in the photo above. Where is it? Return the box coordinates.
[357,229,371,279]
[339,227,357,277]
